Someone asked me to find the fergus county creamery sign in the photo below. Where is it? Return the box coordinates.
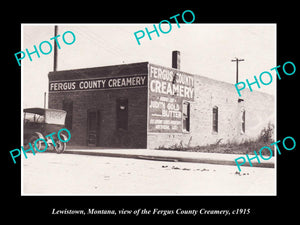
[49,75,147,92]
[148,64,194,133]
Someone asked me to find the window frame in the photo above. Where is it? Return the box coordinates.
[241,109,246,134]
[212,106,218,134]
[116,97,128,130]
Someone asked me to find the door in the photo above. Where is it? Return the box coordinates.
[87,109,100,146]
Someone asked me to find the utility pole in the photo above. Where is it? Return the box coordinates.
[231,57,244,84]
[53,25,58,71]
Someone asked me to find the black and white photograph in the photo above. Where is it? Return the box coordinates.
[4,4,298,222]
[21,23,276,195]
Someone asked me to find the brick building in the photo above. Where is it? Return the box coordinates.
[48,51,275,149]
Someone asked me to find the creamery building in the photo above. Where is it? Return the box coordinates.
[48,51,275,149]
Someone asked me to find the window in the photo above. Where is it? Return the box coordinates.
[24,112,45,123]
[62,99,73,130]
[116,98,128,130]
[241,110,246,133]
[182,101,190,132]
[212,106,218,133]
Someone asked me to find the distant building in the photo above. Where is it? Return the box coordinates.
[48,51,275,149]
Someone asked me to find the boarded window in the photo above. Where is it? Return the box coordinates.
[62,99,73,130]
[182,101,190,132]
[116,98,128,130]
[212,106,218,133]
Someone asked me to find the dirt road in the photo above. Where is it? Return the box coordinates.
[22,152,276,195]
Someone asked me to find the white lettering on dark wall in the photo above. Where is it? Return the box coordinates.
[49,75,147,92]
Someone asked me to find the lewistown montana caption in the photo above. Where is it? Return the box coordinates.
[51,208,117,215]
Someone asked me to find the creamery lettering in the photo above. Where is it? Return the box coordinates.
[49,75,147,92]
[149,65,194,99]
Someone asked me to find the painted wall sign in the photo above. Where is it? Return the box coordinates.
[148,64,194,133]
[49,75,147,92]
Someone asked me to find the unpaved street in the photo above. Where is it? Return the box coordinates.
[22,152,276,195]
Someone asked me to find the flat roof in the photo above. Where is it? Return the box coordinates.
[48,62,149,81]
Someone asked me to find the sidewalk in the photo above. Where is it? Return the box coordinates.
[63,147,275,168]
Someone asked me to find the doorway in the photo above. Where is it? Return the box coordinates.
[87,109,101,146]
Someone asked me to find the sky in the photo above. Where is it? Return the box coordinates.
[22,24,276,108]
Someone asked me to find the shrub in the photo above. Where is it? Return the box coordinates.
[258,122,275,144]
[156,123,275,156]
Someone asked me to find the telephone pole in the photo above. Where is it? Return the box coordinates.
[53,25,58,71]
[231,57,244,84]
